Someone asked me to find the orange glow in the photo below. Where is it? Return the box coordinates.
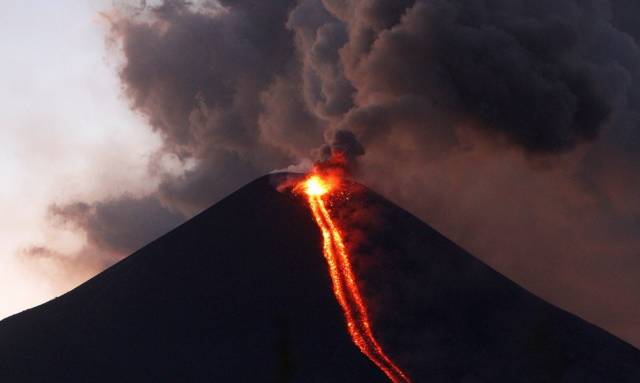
[303,175,331,196]
[299,174,411,383]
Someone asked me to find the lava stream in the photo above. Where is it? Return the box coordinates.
[300,175,411,383]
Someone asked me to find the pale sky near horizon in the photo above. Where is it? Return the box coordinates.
[0,1,162,319]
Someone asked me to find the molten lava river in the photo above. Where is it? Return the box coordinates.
[297,174,411,383]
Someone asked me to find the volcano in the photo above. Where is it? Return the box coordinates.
[1,174,639,382]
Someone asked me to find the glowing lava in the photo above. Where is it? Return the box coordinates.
[298,174,411,383]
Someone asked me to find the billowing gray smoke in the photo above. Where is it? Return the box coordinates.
[50,0,640,346]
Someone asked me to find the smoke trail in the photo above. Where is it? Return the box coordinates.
[46,0,640,347]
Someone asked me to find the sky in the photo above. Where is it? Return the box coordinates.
[0,0,164,318]
[2,0,640,349]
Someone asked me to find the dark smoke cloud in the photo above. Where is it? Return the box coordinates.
[318,129,365,164]
[336,0,631,153]
[47,0,640,346]
[49,195,182,254]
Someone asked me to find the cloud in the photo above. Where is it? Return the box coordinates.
[19,245,105,284]
[41,0,640,346]
[49,195,183,255]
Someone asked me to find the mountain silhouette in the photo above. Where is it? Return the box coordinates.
[0,173,638,382]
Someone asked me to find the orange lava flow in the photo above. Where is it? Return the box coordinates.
[300,175,411,383]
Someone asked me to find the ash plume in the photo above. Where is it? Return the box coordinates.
[48,195,182,255]
[46,0,640,346]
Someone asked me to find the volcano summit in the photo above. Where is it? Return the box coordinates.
[0,174,639,382]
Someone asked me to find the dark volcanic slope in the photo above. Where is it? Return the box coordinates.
[1,174,639,383]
